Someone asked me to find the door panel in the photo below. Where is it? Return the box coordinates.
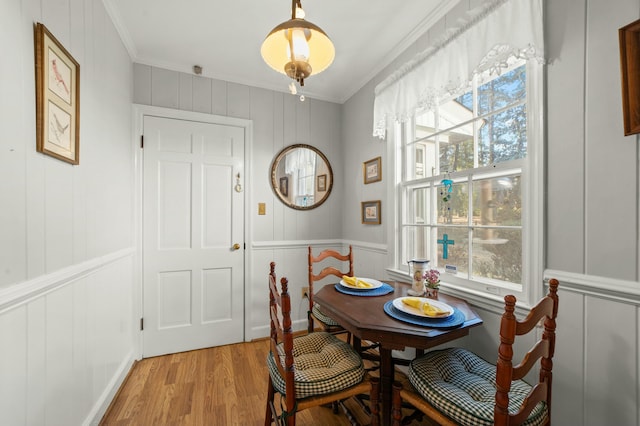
[143,115,245,357]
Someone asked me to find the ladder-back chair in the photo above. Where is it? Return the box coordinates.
[265,262,371,426]
[388,279,559,426]
[307,246,353,338]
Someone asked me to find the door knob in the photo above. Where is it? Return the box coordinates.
[232,243,241,251]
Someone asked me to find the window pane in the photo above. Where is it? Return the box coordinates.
[408,139,436,179]
[478,104,527,166]
[472,228,522,284]
[438,181,468,224]
[471,176,521,226]
[440,96,473,131]
[411,187,430,224]
[478,65,526,115]
[415,110,436,139]
[436,228,468,274]
[404,226,431,261]
[439,132,474,173]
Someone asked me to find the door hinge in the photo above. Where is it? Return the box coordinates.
[140,318,144,331]
[140,135,144,149]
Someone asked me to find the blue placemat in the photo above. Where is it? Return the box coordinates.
[334,282,394,296]
[383,300,465,328]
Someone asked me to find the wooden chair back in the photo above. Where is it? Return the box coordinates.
[268,262,295,412]
[307,245,353,309]
[267,262,371,426]
[494,278,559,425]
[389,279,559,426]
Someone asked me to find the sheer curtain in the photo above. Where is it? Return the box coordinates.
[372,0,544,139]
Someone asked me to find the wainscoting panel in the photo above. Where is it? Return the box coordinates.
[584,295,637,425]
[0,253,135,426]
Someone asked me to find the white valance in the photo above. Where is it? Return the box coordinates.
[372,0,544,139]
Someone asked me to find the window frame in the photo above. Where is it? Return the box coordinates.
[387,59,545,307]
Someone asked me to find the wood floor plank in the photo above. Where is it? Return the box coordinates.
[100,340,429,425]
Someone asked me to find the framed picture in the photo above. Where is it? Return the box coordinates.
[619,19,640,136]
[361,200,381,225]
[363,156,382,184]
[34,22,80,164]
[317,174,327,192]
[279,176,289,197]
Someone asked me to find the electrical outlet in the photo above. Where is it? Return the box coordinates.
[301,287,309,298]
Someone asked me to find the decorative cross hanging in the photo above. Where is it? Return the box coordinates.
[437,234,455,259]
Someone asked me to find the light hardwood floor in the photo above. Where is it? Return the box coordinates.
[100,339,378,426]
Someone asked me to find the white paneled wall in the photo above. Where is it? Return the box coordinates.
[1,255,134,425]
[0,0,135,424]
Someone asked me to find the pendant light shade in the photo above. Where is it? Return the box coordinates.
[261,0,335,87]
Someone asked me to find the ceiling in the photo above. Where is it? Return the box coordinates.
[103,0,455,104]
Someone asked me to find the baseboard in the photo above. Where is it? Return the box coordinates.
[250,318,308,341]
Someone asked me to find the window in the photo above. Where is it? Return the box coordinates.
[397,59,543,302]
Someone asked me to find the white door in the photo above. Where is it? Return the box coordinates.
[142,115,245,357]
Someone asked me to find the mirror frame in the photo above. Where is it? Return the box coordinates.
[270,144,333,210]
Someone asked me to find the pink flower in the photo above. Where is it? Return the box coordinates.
[423,269,440,287]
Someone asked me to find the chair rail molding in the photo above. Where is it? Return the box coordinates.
[252,239,387,254]
[544,269,640,304]
[0,247,135,314]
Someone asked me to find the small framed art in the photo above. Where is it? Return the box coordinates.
[317,174,327,192]
[34,22,80,164]
[363,156,382,184]
[361,200,381,225]
[279,177,289,197]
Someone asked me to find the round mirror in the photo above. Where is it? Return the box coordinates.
[270,144,333,210]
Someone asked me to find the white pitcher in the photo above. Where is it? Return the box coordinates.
[407,259,430,295]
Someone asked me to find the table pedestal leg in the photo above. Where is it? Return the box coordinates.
[379,347,393,426]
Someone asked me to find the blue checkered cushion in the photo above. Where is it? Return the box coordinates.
[312,303,341,327]
[267,331,365,399]
[408,348,548,426]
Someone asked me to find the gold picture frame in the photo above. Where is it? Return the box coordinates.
[34,22,80,164]
[317,174,327,192]
[279,176,289,197]
[619,18,640,136]
[364,156,382,184]
[361,200,381,225]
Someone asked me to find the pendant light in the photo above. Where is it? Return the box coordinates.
[260,0,335,87]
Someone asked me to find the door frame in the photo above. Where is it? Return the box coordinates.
[132,104,253,359]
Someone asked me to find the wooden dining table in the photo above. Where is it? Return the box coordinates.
[314,280,483,426]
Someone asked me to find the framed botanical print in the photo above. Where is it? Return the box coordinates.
[364,156,381,184]
[34,22,80,164]
[361,200,381,224]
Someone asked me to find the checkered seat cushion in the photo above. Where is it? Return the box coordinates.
[312,303,341,327]
[408,348,548,426]
[267,331,365,399]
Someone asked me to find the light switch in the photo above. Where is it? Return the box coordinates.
[258,203,266,215]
